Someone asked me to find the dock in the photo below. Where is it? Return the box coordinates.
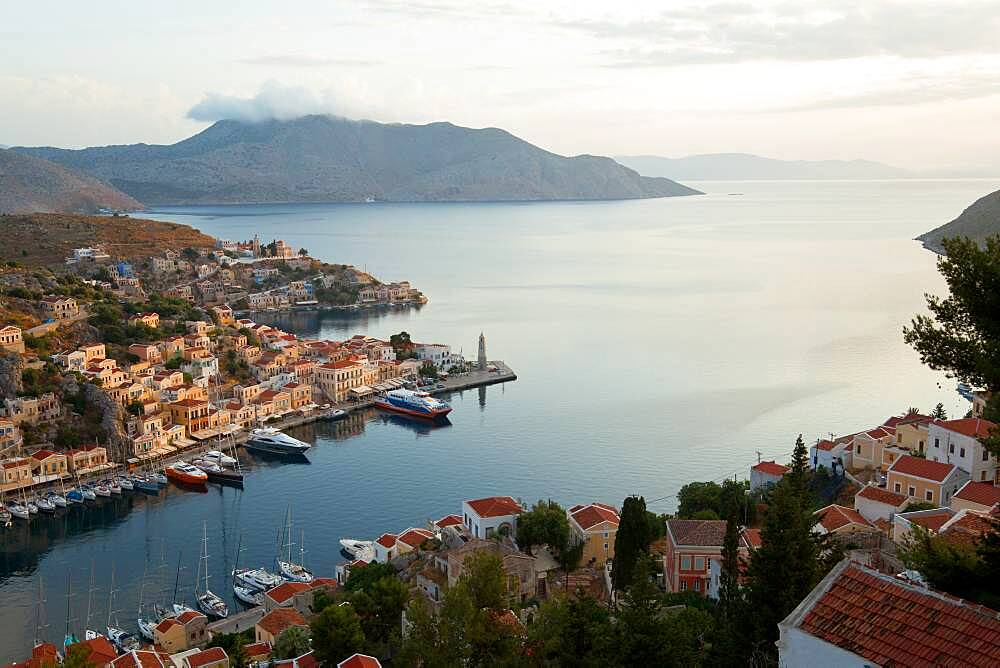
[207,606,265,636]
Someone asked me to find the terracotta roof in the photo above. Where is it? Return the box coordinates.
[73,637,118,666]
[2,459,29,469]
[376,533,397,548]
[954,481,1000,508]
[937,418,998,440]
[244,642,272,658]
[309,577,339,589]
[435,514,463,528]
[155,617,181,633]
[666,519,728,547]
[266,581,311,604]
[109,648,165,668]
[465,496,524,518]
[740,527,762,549]
[185,647,228,668]
[570,503,621,530]
[752,460,789,476]
[905,509,956,533]
[257,608,308,637]
[940,510,998,548]
[815,505,874,532]
[337,654,382,668]
[814,439,837,451]
[791,560,1000,667]
[864,426,895,439]
[888,455,958,483]
[856,485,908,507]
[398,528,435,548]
[29,449,59,461]
[172,398,209,408]
[176,609,205,624]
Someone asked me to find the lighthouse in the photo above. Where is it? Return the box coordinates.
[477,332,487,370]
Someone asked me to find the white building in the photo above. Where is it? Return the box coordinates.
[461,496,524,540]
[810,438,848,473]
[927,418,999,484]
[373,533,397,563]
[749,460,789,492]
[853,485,908,523]
[415,343,461,371]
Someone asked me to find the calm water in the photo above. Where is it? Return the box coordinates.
[1,180,995,655]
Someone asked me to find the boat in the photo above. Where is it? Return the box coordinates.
[0,506,11,525]
[108,479,122,495]
[374,389,452,419]
[195,522,229,618]
[340,538,375,559]
[245,428,311,457]
[35,496,56,513]
[66,488,85,504]
[48,491,67,508]
[325,408,348,421]
[8,501,30,520]
[234,583,264,606]
[134,476,160,494]
[233,567,283,591]
[26,500,39,514]
[63,572,79,649]
[192,459,244,486]
[117,476,134,492]
[94,483,112,497]
[136,562,157,642]
[172,603,196,616]
[84,561,102,642]
[276,508,313,583]
[202,450,238,468]
[165,462,208,486]
[153,471,169,485]
[107,626,140,652]
[79,485,97,501]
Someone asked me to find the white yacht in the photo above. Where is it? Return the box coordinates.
[339,539,375,559]
[202,450,238,468]
[245,428,311,456]
[233,567,283,591]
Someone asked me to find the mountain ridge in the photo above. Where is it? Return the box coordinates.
[15,115,700,204]
[615,152,909,180]
[917,188,1000,253]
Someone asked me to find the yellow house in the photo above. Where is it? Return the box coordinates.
[1,457,33,490]
[29,450,68,478]
[0,325,25,354]
[891,414,933,455]
[255,608,308,645]
[886,455,969,506]
[567,502,621,568]
[283,382,312,409]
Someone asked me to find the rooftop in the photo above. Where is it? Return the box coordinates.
[936,417,998,439]
[185,647,228,668]
[337,654,382,668]
[257,607,308,636]
[752,460,789,476]
[465,496,524,518]
[888,455,958,483]
[666,519,728,547]
[856,485,908,507]
[569,502,621,530]
[815,504,874,532]
[954,481,1000,508]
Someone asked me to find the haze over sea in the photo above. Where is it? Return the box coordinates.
[0,179,991,654]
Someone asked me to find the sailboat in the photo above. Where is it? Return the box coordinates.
[35,494,56,513]
[83,561,103,640]
[105,564,140,651]
[63,572,79,649]
[170,551,195,616]
[136,562,156,642]
[195,522,229,618]
[232,535,264,606]
[277,507,313,583]
[34,574,58,662]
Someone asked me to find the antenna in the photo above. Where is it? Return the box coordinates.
[755,450,762,464]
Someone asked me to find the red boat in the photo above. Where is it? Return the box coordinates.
[165,462,208,485]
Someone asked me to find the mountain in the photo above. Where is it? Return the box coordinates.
[0,148,141,215]
[14,116,700,204]
[917,188,1000,253]
[615,153,909,180]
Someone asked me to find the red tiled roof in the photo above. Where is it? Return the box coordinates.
[752,460,789,476]
[73,637,117,666]
[257,608,308,637]
[570,503,620,530]
[888,455,957,483]
[954,481,1000,508]
[155,617,181,634]
[29,450,59,461]
[376,533,397,548]
[185,647,228,668]
[337,654,382,668]
[176,609,205,624]
[907,509,955,533]
[815,505,874,532]
[794,561,1000,667]
[435,514,463,528]
[398,528,434,548]
[740,527,762,549]
[937,417,998,440]
[244,642,272,658]
[465,496,524,518]
[266,581,310,604]
[111,651,166,668]
[856,485,908,507]
[864,426,895,439]
[666,519,728,547]
[814,439,837,451]
[309,577,339,589]
[2,459,28,469]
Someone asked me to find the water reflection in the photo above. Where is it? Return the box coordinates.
[246,303,423,340]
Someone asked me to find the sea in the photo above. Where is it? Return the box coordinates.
[0,178,995,655]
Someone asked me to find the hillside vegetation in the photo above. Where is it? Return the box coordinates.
[0,213,215,266]
[918,188,1000,252]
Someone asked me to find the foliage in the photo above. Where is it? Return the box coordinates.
[903,501,939,513]
[612,496,651,592]
[419,363,439,379]
[22,333,53,356]
[712,508,748,664]
[19,364,62,397]
[345,562,397,593]
[350,575,409,650]
[207,630,250,668]
[932,402,948,420]
[900,524,1000,609]
[676,478,756,525]
[516,499,570,554]
[310,604,365,665]
[181,247,200,262]
[62,644,96,668]
[164,355,183,370]
[526,593,615,666]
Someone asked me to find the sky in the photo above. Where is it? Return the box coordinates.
[3,0,1000,172]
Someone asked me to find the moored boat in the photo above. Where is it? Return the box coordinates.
[202,450,238,468]
[153,471,168,485]
[79,485,97,501]
[48,491,67,507]
[233,567,283,591]
[94,483,111,497]
[197,591,229,618]
[8,502,30,520]
[340,538,375,558]
[0,507,11,524]
[245,428,311,457]
[165,462,208,486]
[233,583,264,606]
[117,477,134,492]
[26,501,39,514]
[134,476,160,494]
[108,479,122,495]
[374,389,452,419]
[35,496,56,513]
[66,488,85,504]
[192,459,244,486]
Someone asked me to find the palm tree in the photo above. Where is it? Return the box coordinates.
[274,625,311,660]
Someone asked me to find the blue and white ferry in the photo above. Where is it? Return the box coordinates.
[374,389,452,419]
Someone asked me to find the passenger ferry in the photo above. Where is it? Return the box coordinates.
[374,389,452,419]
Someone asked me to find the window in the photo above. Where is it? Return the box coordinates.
[603,532,608,539]
[960,448,965,458]
[681,556,691,570]
[908,486,915,497]
[925,490,933,501]
[985,450,990,462]
[694,580,701,592]
[935,438,940,448]
[982,471,988,481]
[604,543,609,551]
[949,443,955,454]
[856,445,862,455]
[694,556,705,570]
[894,482,901,493]
[680,581,687,591]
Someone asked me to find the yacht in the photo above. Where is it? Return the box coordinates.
[233,583,265,606]
[80,485,97,501]
[374,389,452,419]
[8,502,30,520]
[94,483,112,498]
[339,539,375,559]
[35,496,56,513]
[165,462,208,485]
[66,488,85,504]
[245,428,311,456]
[202,450,238,468]
[233,567,283,591]
[192,459,244,486]
[48,491,67,508]
[153,471,169,485]
[107,626,140,652]
[117,477,134,492]
[107,479,122,495]
[137,616,157,642]
[26,500,39,514]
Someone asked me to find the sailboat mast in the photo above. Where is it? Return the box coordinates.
[85,560,96,632]
[106,563,116,629]
[172,551,183,605]
[201,521,211,594]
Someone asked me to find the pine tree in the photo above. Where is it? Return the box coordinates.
[932,402,948,420]
[612,496,652,593]
[712,507,747,664]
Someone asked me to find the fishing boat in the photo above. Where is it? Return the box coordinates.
[94,483,112,497]
[233,567,283,591]
[277,508,313,583]
[48,491,67,508]
[195,522,229,618]
[374,389,452,419]
[339,538,375,558]
[245,427,311,457]
[35,496,56,513]
[165,462,208,486]
[202,450,238,468]
[192,459,244,486]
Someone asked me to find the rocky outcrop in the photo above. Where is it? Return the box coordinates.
[917,188,1000,253]
[0,353,25,401]
[85,383,128,452]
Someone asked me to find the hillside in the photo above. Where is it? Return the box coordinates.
[0,213,215,266]
[615,153,909,180]
[917,188,1000,252]
[14,116,700,204]
[0,148,141,214]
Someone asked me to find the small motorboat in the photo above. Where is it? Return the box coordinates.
[340,538,374,558]
[108,480,122,495]
[153,472,168,486]
[202,450,238,468]
[8,502,30,520]
[107,626,140,652]
[233,583,264,606]
[134,476,160,494]
[66,488,85,504]
[233,567,283,591]
[117,477,134,492]
[79,485,97,502]
[35,496,56,513]
[48,492,67,508]
[165,462,208,486]
[137,616,156,642]
[94,483,112,498]
[197,591,229,618]
[326,409,348,421]
[0,507,11,525]
[278,560,313,583]
[26,501,39,515]
[192,459,244,486]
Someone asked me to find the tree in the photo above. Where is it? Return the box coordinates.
[516,499,570,555]
[299,248,309,256]
[612,496,651,592]
[62,645,97,668]
[181,247,200,261]
[712,508,747,665]
[526,593,615,666]
[556,539,585,591]
[900,527,982,601]
[932,402,948,420]
[345,562,396,593]
[350,575,409,649]
[311,604,365,666]
[207,631,250,668]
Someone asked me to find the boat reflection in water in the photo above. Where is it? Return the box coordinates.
[376,413,452,435]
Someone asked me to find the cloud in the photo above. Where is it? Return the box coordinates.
[555,1,1000,67]
[186,81,345,123]
[780,72,1000,111]
[240,54,381,67]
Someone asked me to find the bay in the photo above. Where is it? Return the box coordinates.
[1,179,993,656]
